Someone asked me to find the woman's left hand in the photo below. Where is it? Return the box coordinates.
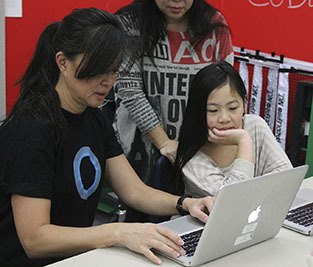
[183,196,215,223]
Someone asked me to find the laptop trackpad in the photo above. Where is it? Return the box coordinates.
[160,215,204,235]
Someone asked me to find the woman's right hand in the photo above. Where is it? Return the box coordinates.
[115,222,185,264]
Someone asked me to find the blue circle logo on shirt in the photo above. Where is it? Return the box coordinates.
[73,146,101,200]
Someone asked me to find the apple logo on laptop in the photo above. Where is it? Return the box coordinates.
[248,205,261,223]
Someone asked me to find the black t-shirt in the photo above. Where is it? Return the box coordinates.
[0,108,123,267]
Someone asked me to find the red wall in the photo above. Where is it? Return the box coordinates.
[5,0,131,114]
[5,0,313,114]
[211,0,313,63]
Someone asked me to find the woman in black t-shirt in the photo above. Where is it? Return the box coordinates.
[0,8,214,267]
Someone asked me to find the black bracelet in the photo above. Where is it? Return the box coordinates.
[176,194,191,216]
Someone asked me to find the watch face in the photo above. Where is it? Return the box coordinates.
[176,203,189,216]
[177,204,183,211]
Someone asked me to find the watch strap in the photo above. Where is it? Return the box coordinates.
[176,194,191,216]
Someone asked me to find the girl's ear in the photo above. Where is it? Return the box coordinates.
[55,51,67,72]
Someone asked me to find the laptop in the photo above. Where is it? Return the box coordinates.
[283,187,313,235]
[158,165,308,266]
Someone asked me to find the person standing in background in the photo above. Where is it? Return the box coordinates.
[113,0,233,222]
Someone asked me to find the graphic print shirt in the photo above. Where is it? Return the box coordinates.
[114,10,233,182]
[0,108,122,267]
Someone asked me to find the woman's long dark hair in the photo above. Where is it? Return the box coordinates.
[3,8,133,136]
[173,61,247,192]
[117,0,230,60]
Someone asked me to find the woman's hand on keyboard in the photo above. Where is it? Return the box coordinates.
[184,196,215,223]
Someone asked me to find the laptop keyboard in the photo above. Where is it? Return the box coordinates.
[286,202,313,227]
[181,229,203,257]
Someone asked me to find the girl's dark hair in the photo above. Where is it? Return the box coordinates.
[117,0,230,59]
[173,61,247,192]
[4,8,133,134]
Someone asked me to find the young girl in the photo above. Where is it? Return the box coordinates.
[173,61,293,198]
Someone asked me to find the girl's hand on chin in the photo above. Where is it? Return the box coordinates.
[208,128,251,146]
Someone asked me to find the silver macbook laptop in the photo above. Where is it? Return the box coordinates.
[283,187,313,235]
[158,165,308,266]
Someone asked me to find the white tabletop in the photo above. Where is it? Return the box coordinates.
[47,178,313,267]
